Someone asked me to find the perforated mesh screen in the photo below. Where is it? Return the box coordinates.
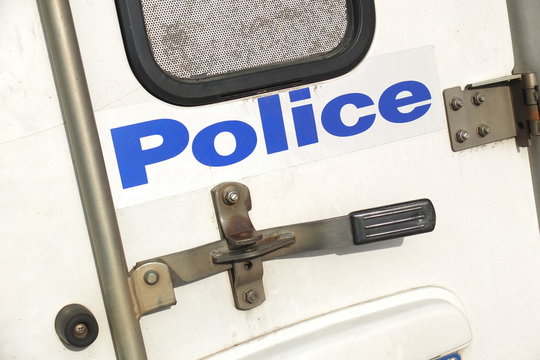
[140,0,349,80]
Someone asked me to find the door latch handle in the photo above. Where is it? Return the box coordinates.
[128,183,436,317]
[350,199,435,245]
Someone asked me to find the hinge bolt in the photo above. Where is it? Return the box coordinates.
[477,124,491,137]
[243,289,259,304]
[450,97,464,111]
[223,189,240,205]
[144,270,159,285]
[455,130,470,143]
[472,92,486,106]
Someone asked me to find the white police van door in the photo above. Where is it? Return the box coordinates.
[3,0,540,359]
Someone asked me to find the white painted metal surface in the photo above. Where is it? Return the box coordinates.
[97,47,443,208]
[206,287,472,360]
[1,1,114,359]
[2,0,540,359]
[0,1,64,143]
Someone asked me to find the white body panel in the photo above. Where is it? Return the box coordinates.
[2,0,540,359]
[206,287,472,360]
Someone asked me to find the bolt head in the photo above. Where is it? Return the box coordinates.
[144,270,159,285]
[73,323,88,339]
[455,130,470,143]
[477,124,491,137]
[223,189,239,205]
[450,97,464,111]
[472,92,486,106]
[243,289,259,304]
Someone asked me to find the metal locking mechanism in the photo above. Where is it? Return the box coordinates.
[128,182,436,317]
[211,183,296,310]
[444,72,540,151]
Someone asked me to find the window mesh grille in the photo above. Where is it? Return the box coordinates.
[140,0,349,79]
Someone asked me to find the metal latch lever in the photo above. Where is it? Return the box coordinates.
[128,183,436,317]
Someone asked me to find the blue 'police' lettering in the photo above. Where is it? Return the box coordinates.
[289,88,311,102]
[111,119,189,189]
[258,95,288,154]
[192,120,257,167]
[290,88,318,147]
[379,80,432,123]
[321,93,376,137]
[110,80,434,189]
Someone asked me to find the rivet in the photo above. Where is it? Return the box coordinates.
[144,270,159,285]
[243,289,259,304]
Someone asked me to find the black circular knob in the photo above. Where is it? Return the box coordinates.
[55,304,99,348]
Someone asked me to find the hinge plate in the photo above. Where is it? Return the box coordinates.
[443,73,537,151]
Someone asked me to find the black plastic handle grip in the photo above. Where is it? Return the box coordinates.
[349,199,436,245]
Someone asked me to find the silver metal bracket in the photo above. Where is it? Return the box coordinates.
[127,183,436,316]
[443,72,540,151]
[211,182,296,310]
[128,262,176,319]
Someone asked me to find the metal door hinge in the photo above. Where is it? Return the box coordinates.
[127,182,436,318]
[443,72,540,151]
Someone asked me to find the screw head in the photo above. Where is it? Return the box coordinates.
[243,289,259,304]
[144,270,159,285]
[472,92,486,106]
[223,189,239,205]
[450,97,464,111]
[477,124,491,137]
[72,323,89,339]
[455,130,470,143]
